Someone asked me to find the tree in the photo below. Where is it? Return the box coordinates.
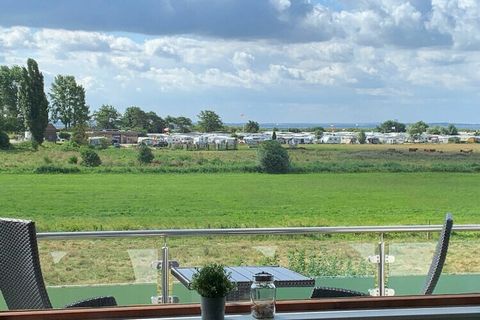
[165,116,193,133]
[49,75,90,129]
[311,127,325,139]
[122,106,148,131]
[427,126,442,135]
[145,111,166,133]
[197,110,223,132]
[18,59,49,145]
[446,124,458,135]
[244,120,260,133]
[137,145,154,164]
[272,130,277,140]
[257,140,290,173]
[357,130,366,144]
[408,121,429,138]
[376,120,406,133]
[175,116,193,133]
[0,65,24,132]
[93,105,121,130]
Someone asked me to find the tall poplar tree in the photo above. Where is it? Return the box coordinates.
[18,59,49,145]
[0,65,24,132]
[49,75,89,129]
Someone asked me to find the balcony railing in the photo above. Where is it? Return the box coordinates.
[13,224,480,304]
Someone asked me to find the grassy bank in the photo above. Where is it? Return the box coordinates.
[1,142,480,174]
[1,172,479,231]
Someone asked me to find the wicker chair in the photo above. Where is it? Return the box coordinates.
[0,218,117,310]
[311,213,454,299]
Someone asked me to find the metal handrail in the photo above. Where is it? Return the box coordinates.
[36,223,480,301]
[37,224,480,240]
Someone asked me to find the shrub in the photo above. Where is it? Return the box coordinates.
[191,263,235,298]
[80,148,102,167]
[62,140,80,151]
[137,145,154,164]
[43,156,52,164]
[58,131,71,140]
[71,125,88,145]
[34,165,81,174]
[68,155,78,164]
[0,131,10,149]
[448,137,461,144]
[257,140,290,173]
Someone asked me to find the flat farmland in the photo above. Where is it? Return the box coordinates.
[1,142,480,174]
[0,172,478,232]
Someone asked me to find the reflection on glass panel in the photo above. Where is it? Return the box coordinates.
[36,239,159,308]
[388,239,480,296]
[168,236,376,303]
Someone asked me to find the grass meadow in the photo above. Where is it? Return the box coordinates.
[1,144,480,285]
[1,142,480,174]
[1,172,479,231]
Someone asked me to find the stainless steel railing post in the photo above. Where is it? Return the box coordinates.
[161,237,169,304]
[378,233,386,297]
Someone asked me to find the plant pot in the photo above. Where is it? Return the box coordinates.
[200,296,226,320]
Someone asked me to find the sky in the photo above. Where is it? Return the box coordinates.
[0,0,479,123]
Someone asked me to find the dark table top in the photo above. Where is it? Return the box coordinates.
[171,266,315,289]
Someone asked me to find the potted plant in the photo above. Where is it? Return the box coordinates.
[191,263,235,320]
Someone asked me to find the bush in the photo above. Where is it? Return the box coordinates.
[80,148,102,167]
[58,131,71,140]
[68,155,78,164]
[191,263,235,298]
[257,140,290,173]
[137,145,154,164]
[0,131,10,149]
[448,137,461,144]
[62,140,80,151]
[71,125,88,145]
[34,165,81,174]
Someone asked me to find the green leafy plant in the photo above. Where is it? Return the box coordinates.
[287,249,373,277]
[191,263,235,298]
[68,155,78,164]
[80,148,101,167]
[34,165,81,174]
[257,140,290,173]
[137,145,154,164]
[0,131,10,149]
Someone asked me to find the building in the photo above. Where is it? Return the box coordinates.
[24,123,57,142]
[87,130,140,144]
[44,123,58,142]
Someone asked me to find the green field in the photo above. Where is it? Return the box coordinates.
[1,172,478,231]
[1,142,480,174]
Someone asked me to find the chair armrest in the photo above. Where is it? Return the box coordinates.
[65,296,117,308]
[311,286,368,298]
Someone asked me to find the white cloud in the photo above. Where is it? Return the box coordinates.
[270,0,291,12]
[2,2,480,122]
[232,51,255,69]
[0,26,34,48]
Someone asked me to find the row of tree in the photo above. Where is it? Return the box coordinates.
[1,59,265,147]
[376,120,460,137]
[1,59,473,147]
[0,59,49,145]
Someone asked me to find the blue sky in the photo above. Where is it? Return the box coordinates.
[1,0,479,123]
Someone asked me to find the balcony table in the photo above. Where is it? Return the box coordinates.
[171,266,315,300]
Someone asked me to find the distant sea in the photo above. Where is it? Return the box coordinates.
[227,123,480,130]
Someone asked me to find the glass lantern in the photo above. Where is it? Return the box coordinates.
[250,272,276,319]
